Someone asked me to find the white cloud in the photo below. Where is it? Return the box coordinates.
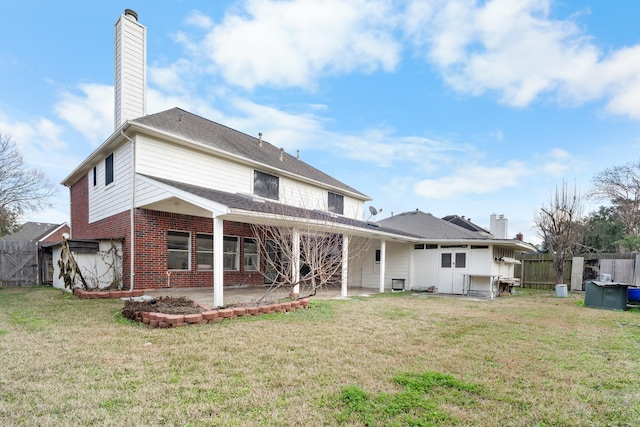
[404,0,640,118]
[198,0,401,89]
[185,10,214,30]
[332,130,473,169]
[414,161,531,199]
[54,83,113,145]
[0,114,71,171]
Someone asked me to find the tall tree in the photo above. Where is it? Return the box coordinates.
[581,206,625,252]
[589,159,640,236]
[0,133,56,235]
[534,181,584,284]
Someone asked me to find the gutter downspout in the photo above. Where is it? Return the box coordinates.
[120,129,135,291]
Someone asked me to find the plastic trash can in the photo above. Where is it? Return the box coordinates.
[555,284,568,297]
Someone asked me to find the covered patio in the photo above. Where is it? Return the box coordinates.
[143,285,379,307]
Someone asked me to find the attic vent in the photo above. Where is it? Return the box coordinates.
[279,148,284,161]
[258,132,263,147]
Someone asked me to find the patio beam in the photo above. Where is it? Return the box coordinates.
[341,234,349,297]
[213,216,224,308]
[379,239,386,293]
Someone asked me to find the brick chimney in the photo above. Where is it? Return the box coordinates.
[515,232,523,241]
[114,9,146,129]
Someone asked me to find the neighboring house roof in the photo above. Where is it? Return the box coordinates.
[0,222,67,242]
[142,175,414,240]
[442,215,491,235]
[379,210,486,240]
[380,210,536,252]
[131,108,369,199]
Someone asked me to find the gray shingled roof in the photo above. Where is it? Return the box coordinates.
[132,108,368,199]
[144,175,413,238]
[1,222,61,242]
[379,210,489,240]
[442,215,491,235]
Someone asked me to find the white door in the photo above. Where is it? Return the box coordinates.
[438,249,467,294]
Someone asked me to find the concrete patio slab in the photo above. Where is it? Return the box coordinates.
[143,285,379,307]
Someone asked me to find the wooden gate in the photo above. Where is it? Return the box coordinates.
[0,241,38,287]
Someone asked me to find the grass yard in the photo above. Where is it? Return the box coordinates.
[1,287,639,426]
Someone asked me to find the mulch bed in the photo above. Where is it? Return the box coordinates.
[121,296,204,320]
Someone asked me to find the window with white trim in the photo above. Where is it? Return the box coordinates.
[168,231,190,270]
[105,153,114,185]
[243,238,259,271]
[196,234,213,270]
[223,236,240,271]
[328,192,344,215]
[254,171,279,200]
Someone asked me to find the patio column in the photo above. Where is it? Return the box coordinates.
[213,216,224,308]
[292,228,301,295]
[379,239,386,293]
[341,234,349,297]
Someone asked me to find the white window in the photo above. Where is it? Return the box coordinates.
[196,234,213,270]
[224,236,239,271]
[254,171,279,200]
[328,192,344,214]
[244,238,259,271]
[168,231,190,270]
[105,153,114,185]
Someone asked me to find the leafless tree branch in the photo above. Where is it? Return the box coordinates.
[534,181,584,283]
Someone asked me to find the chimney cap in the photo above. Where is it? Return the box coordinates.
[124,9,138,21]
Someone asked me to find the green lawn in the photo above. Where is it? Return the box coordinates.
[1,286,639,426]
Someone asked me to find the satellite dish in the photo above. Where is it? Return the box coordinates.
[369,206,378,216]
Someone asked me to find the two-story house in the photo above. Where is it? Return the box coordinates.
[60,9,420,306]
[59,10,534,306]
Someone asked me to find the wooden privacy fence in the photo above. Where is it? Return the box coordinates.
[0,241,38,287]
[516,253,637,290]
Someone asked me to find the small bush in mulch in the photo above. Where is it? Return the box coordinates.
[121,296,204,320]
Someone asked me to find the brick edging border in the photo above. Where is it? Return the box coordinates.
[134,298,311,328]
[73,289,144,299]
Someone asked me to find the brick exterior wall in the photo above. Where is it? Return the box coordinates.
[69,175,264,290]
[41,225,70,243]
[133,209,264,289]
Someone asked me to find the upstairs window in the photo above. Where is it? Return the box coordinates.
[92,166,97,186]
[328,192,344,215]
[168,231,190,270]
[254,171,279,200]
[105,153,114,185]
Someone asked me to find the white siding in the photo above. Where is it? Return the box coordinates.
[114,12,146,129]
[136,136,365,219]
[280,177,364,220]
[52,241,123,291]
[88,142,133,223]
[361,241,410,290]
[411,247,438,290]
[136,136,251,194]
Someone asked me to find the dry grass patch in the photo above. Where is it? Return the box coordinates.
[0,287,639,425]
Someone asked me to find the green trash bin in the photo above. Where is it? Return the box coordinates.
[584,280,628,310]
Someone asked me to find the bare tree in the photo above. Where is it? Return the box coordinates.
[589,159,640,235]
[0,134,56,234]
[534,181,584,284]
[250,203,369,302]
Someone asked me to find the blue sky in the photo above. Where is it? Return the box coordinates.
[2,0,640,245]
